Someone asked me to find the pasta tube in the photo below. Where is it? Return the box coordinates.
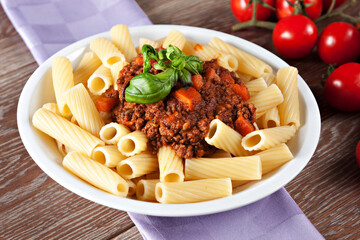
[155,178,232,204]
[255,143,293,174]
[87,65,113,95]
[209,37,273,78]
[242,125,297,151]
[99,122,131,145]
[185,156,261,180]
[110,24,137,62]
[136,179,159,201]
[248,84,284,118]
[63,151,128,197]
[32,108,104,157]
[163,30,186,50]
[244,77,268,97]
[117,131,148,156]
[261,107,281,129]
[116,152,159,179]
[92,145,127,168]
[110,61,128,90]
[90,37,125,68]
[277,67,300,129]
[64,84,104,137]
[52,56,74,117]
[139,38,161,50]
[205,119,248,156]
[157,146,184,182]
[73,52,102,86]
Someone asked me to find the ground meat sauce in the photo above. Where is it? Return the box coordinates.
[112,57,256,159]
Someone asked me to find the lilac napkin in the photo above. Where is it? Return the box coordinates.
[3,1,324,239]
[1,0,151,64]
[128,188,323,240]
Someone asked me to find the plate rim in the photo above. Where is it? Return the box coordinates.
[17,24,321,216]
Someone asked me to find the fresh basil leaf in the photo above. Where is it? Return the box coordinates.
[178,69,192,89]
[142,44,158,73]
[184,55,203,74]
[125,69,178,104]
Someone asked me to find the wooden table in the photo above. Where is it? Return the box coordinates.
[1,0,359,239]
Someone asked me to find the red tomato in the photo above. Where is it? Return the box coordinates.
[322,0,346,11]
[324,62,360,111]
[272,15,318,59]
[276,0,322,20]
[356,141,360,168]
[231,0,275,22]
[318,22,360,66]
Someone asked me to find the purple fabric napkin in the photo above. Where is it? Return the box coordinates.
[1,0,151,64]
[128,188,324,240]
[3,1,324,239]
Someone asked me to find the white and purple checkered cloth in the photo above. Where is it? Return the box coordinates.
[2,0,151,63]
[2,0,324,239]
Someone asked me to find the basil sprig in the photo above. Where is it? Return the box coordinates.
[125,44,203,104]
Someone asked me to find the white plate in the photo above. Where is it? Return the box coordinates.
[17,25,321,216]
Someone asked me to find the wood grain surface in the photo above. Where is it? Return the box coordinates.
[1,0,359,239]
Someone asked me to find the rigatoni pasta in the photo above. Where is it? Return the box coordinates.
[205,119,248,156]
[185,156,261,180]
[117,131,148,156]
[52,57,74,117]
[99,122,130,145]
[32,108,104,157]
[90,37,125,68]
[116,152,158,179]
[73,51,102,86]
[64,83,104,137]
[110,24,137,62]
[242,125,297,151]
[157,146,184,182]
[277,67,300,129]
[32,26,303,205]
[63,151,129,197]
[87,65,113,95]
[155,178,232,204]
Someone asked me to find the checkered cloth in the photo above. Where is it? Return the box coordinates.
[1,0,152,64]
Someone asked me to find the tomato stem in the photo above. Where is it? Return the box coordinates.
[315,0,360,24]
[232,0,276,31]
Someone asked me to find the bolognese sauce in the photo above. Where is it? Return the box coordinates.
[109,57,256,159]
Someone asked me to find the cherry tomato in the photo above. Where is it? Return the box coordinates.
[324,62,360,111]
[318,22,360,66]
[272,15,318,59]
[276,0,322,20]
[322,0,346,11]
[231,0,275,22]
[356,141,360,168]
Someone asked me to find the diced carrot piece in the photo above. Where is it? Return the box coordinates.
[191,74,204,90]
[96,97,118,112]
[220,71,235,84]
[135,56,143,65]
[234,115,255,136]
[231,84,250,101]
[205,68,220,81]
[173,87,202,111]
[194,44,204,51]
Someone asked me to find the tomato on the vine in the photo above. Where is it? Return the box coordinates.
[272,15,318,59]
[322,0,346,11]
[324,62,360,112]
[276,0,322,20]
[318,22,360,66]
[231,0,275,22]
